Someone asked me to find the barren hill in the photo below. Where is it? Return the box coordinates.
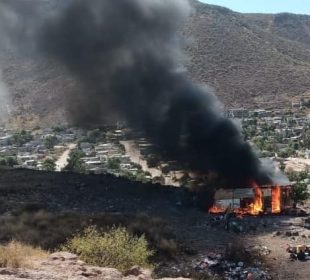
[1,0,310,126]
[184,0,310,108]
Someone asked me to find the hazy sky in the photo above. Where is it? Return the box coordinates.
[199,0,310,15]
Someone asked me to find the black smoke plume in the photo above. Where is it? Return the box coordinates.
[40,0,272,186]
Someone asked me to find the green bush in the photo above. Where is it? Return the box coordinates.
[63,148,85,173]
[42,158,56,171]
[12,130,33,147]
[44,136,58,149]
[62,226,154,271]
[107,157,121,170]
[0,156,17,167]
[290,182,310,205]
[287,171,310,205]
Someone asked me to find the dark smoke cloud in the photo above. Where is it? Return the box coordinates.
[39,0,271,186]
[0,0,41,53]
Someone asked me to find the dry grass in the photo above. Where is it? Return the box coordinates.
[0,210,180,259]
[0,241,47,268]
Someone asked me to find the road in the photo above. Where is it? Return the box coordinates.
[120,140,179,186]
[55,143,77,171]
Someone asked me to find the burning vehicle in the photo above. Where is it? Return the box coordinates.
[209,183,292,216]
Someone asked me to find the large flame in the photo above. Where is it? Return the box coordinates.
[208,183,274,216]
[208,183,283,216]
[248,184,263,215]
[271,186,281,214]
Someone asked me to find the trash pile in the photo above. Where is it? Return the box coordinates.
[245,245,271,257]
[287,245,310,261]
[194,252,271,280]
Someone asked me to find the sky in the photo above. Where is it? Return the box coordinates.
[199,0,310,15]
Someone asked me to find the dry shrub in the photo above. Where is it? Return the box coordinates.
[127,214,179,258]
[0,210,180,259]
[0,211,89,249]
[0,241,47,268]
[62,226,154,272]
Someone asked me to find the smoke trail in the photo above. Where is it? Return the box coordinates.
[0,69,11,122]
[39,0,271,186]
[0,0,40,124]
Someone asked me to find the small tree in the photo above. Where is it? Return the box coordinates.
[42,158,56,172]
[107,157,121,170]
[63,148,85,173]
[290,182,310,207]
[288,171,310,207]
[12,130,33,147]
[153,176,165,185]
[44,136,58,150]
[135,170,150,183]
[53,126,65,133]
[0,158,6,166]
[6,157,17,167]
[0,157,17,167]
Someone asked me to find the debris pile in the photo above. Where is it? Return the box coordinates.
[245,245,271,257]
[195,252,271,280]
[209,215,283,234]
[287,245,310,261]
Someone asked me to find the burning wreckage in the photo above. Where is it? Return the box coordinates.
[209,183,292,216]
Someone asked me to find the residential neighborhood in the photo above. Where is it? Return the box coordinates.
[0,109,309,188]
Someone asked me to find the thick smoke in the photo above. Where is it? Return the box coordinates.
[40,0,271,186]
[0,0,40,52]
[0,0,67,54]
[0,0,41,124]
[0,70,11,122]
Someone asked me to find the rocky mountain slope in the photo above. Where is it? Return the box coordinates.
[183,0,310,108]
[1,0,310,126]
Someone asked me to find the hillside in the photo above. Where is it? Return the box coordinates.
[183,0,310,108]
[1,0,310,126]
[0,168,310,279]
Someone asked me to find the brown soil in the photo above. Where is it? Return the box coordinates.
[0,168,309,279]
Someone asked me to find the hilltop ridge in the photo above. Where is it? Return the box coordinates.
[1,0,310,126]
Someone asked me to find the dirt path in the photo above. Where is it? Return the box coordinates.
[120,140,161,177]
[55,143,76,171]
[120,140,178,186]
[245,214,310,280]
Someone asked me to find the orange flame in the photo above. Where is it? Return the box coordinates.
[209,205,226,214]
[208,182,264,216]
[271,186,281,214]
[208,183,282,216]
[248,183,263,215]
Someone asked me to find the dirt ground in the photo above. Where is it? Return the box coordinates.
[254,215,310,280]
[0,168,309,279]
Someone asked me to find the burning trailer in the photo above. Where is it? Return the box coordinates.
[209,184,292,216]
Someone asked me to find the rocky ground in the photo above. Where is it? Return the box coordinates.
[0,252,189,280]
[0,168,309,279]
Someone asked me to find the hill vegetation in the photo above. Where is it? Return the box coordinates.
[1,0,310,126]
[183,0,310,109]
